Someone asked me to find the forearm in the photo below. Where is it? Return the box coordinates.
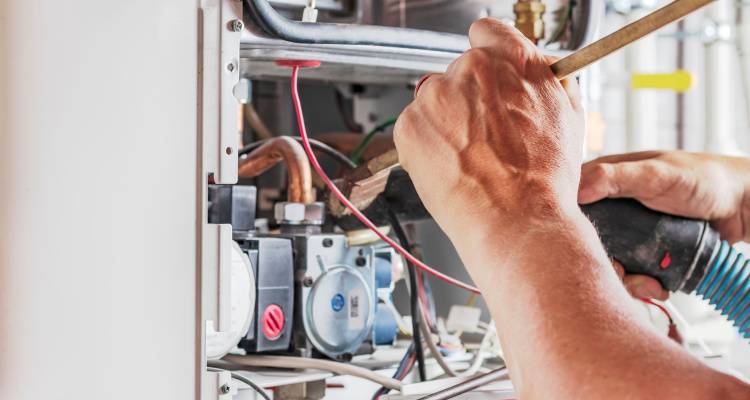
[450,208,750,399]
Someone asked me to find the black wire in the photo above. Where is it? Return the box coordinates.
[239,137,357,170]
[371,342,416,400]
[387,208,427,382]
[207,368,271,400]
[334,90,363,133]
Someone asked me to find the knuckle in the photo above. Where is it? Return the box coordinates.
[457,48,492,74]
[589,163,612,182]
[640,161,663,177]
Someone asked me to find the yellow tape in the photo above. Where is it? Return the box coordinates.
[631,70,694,92]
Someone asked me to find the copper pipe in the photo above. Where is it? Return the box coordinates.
[244,103,274,140]
[238,136,315,203]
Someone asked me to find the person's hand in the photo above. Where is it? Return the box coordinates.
[394,18,584,247]
[579,151,750,298]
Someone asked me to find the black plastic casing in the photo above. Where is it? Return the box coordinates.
[237,237,295,353]
[208,185,257,232]
[582,199,720,293]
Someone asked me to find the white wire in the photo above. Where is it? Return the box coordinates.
[664,300,713,355]
[421,316,497,378]
[222,354,403,391]
[380,292,412,335]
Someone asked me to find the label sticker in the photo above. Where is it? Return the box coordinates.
[348,288,365,330]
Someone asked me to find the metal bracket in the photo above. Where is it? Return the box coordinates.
[199,0,242,375]
[203,223,234,333]
[203,369,236,400]
[201,0,243,184]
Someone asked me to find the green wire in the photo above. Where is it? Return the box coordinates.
[350,117,398,165]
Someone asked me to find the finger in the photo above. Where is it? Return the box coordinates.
[585,151,663,165]
[413,73,442,99]
[468,18,539,66]
[624,275,669,301]
[611,260,625,281]
[578,160,661,204]
[469,18,526,48]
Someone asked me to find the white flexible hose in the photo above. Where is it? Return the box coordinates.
[222,354,403,390]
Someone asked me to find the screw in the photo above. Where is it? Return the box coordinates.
[322,238,333,248]
[355,257,367,267]
[220,384,231,394]
[230,19,244,32]
[227,62,235,72]
[302,276,314,287]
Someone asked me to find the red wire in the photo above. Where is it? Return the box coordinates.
[288,65,481,294]
[639,298,674,324]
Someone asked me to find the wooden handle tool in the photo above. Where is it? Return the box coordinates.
[550,0,716,79]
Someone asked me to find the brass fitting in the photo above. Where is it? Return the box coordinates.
[513,0,546,44]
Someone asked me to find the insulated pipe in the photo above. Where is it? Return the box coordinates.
[244,0,469,53]
[238,136,315,203]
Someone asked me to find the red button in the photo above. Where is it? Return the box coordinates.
[660,251,672,269]
[262,304,285,340]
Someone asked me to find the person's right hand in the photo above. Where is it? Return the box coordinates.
[579,151,750,299]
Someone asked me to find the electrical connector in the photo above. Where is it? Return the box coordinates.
[302,0,318,23]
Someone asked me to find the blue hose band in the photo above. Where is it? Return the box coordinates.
[695,241,750,339]
[713,253,745,308]
[696,241,730,295]
[723,262,750,319]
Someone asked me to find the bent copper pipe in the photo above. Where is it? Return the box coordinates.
[238,136,314,203]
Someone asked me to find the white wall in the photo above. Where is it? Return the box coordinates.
[0,1,201,399]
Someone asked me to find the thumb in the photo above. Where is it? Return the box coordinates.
[578,160,659,204]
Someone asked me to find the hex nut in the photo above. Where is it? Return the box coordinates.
[274,202,325,225]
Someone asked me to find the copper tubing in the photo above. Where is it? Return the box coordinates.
[238,136,314,203]
[244,103,274,140]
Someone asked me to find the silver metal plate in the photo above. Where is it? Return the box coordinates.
[305,265,374,357]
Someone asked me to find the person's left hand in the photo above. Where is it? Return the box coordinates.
[394,18,585,248]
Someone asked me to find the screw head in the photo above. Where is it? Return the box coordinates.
[220,384,231,394]
[226,62,235,72]
[230,19,244,32]
[302,276,314,287]
[355,257,367,267]
[322,238,334,248]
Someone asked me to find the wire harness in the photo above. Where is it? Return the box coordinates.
[285,62,480,294]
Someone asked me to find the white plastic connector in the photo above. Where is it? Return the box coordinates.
[302,0,318,22]
[445,305,482,333]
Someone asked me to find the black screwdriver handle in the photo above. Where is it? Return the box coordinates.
[581,199,719,293]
